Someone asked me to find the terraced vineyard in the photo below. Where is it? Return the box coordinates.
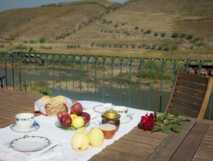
[0,0,213,58]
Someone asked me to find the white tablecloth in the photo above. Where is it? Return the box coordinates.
[0,100,152,161]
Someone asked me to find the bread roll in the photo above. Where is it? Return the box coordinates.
[45,96,67,116]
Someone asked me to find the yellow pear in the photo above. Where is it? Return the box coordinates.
[71,131,90,151]
[88,128,104,147]
[76,127,87,134]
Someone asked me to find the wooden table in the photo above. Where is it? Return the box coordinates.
[0,89,213,161]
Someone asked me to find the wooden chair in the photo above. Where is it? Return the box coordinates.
[166,72,213,120]
[0,74,5,88]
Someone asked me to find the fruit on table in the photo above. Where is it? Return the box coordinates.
[71,102,83,115]
[88,128,104,147]
[72,116,85,129]
[71,129,90,151]
[81,112,90,124]
[57,112,68,122]
[70,114,78,120]
[57,112,71,128]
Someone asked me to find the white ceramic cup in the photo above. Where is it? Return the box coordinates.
[15,113,34,129]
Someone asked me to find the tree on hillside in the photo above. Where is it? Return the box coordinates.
[134,26,139,30]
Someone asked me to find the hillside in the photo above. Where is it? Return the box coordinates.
[0,1,113,41]
[0,0,213,58]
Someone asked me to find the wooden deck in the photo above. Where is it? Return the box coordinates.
[0,89,213,161]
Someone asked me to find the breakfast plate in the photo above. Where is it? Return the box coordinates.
[10,135,50,152]
[10,121,40,133]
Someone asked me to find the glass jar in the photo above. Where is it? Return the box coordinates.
[101,110,120,128]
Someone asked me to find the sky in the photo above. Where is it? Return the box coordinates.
[0,0,128,12]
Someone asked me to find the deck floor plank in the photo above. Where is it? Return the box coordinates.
[170,122,209,161]
[192,125,213,161]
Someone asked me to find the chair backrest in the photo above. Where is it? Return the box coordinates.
[0,74,6,88]
[166,72,213,119]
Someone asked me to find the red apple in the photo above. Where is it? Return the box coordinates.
[81,112,90,125]
[57,112,67,122]
[63,103,69,112]
[58,113,71,128]
[71,102,83,115]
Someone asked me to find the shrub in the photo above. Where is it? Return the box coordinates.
[131,44,135,48]
[28,47,34,52]
[15,44,28,50]
[151,44,157,49]
[160,33,166,38]
[154,32,159,37]
[170,45,177,51]
[144,30,151,34]
[186,34,193,40]
[39,37,47,43]
[163,47,169,51]
[192,37,200,43]
[40,46,52,50]
[90,42,95,47]
[114,24,118,28]
[180,33,186,38]
[137,45,142,48]
[156,46,162,50]
[29,40,37,44]
[134,26,139,30]
[171,33,178,38]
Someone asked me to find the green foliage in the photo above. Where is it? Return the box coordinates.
[29,40,38,44]
[14,44,28,50]
[39,87,53,96]
[153,112,189,133]
[39,37,47,43]
[30,81,53,96]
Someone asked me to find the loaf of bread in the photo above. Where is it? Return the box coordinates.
[44,96,67,116]
[39,96,51,105]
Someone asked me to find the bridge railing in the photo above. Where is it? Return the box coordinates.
[0,51,212,119]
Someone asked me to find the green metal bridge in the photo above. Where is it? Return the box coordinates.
[0,52,212,119]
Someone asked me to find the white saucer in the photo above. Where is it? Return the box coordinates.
[93,103,112,113]
[10,135,50,152]
[120,115,133,124]
[10,122,40,133]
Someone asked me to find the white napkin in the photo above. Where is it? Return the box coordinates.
[1,100,153,161]
[34,97,72,115]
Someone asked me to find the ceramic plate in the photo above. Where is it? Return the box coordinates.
[10,135,50,152]
[10,122,40,133]
[93,103,112,113]
[111,106,128,114]
[120,114,133,124]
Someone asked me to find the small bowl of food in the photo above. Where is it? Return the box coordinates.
[100,123,117,139]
